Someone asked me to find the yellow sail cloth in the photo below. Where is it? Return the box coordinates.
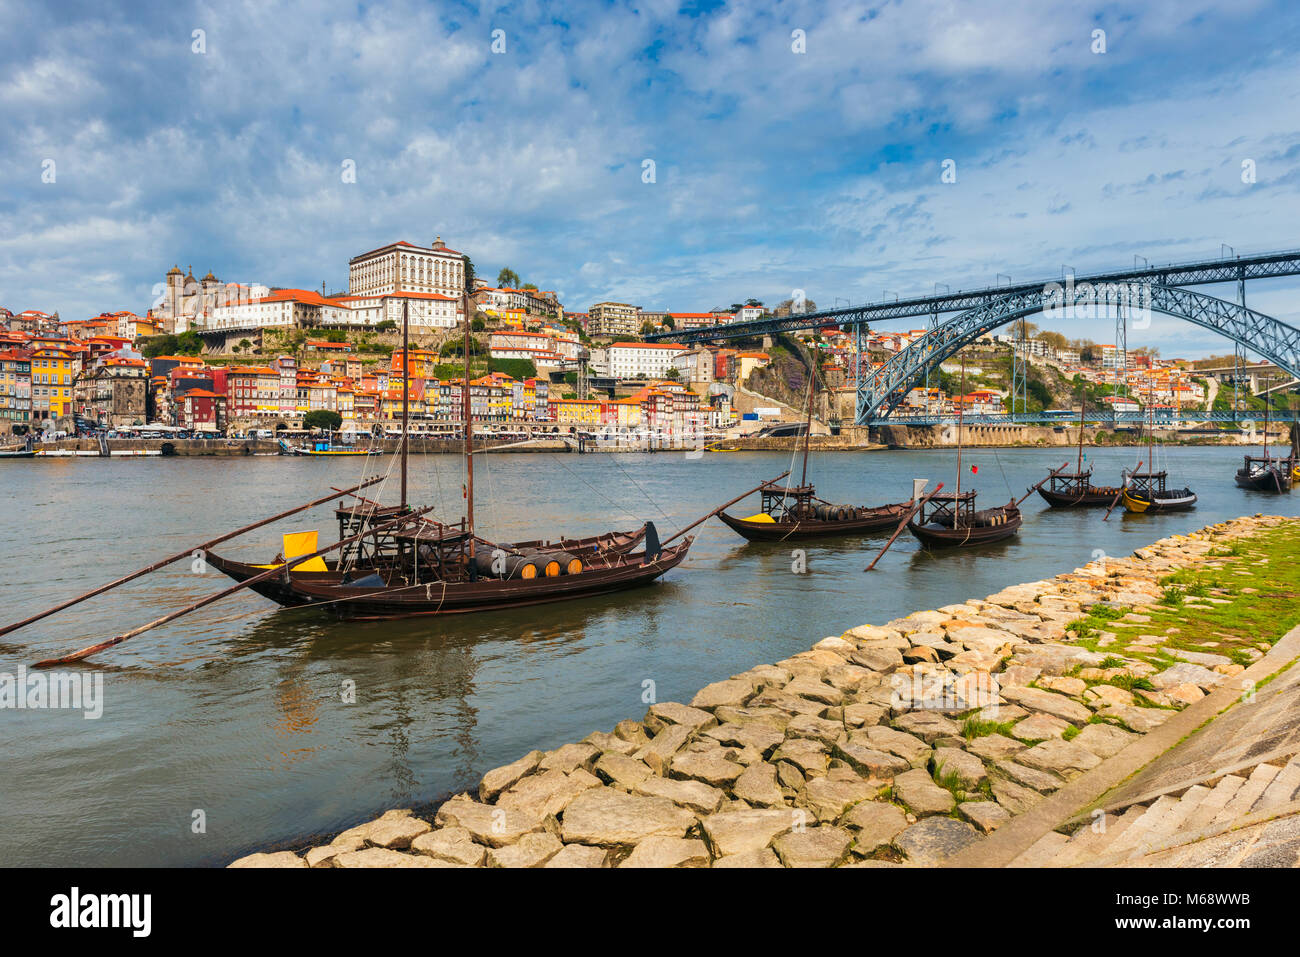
[253,530,328,571]
[741,513,776,523]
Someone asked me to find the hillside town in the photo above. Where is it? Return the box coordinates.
[0,236,1280,442]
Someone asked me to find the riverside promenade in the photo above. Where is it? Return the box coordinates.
[231,513,1300,868]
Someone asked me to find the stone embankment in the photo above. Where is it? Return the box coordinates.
[230,514,1294,869]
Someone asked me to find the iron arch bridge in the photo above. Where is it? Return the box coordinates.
[856,284,1300,425]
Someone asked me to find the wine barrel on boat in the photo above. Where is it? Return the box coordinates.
[553,551,583,575]
[472,552,539,579]
[517,548,584,576]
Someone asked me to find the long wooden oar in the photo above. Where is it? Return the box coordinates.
[659,471,792,547]
[864,482,945,571]
[1103,459,1143,522]
[32,507,432,668]
[0,476,386,639]
[1015,461,1070,507]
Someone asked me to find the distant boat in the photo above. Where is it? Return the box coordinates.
[718,375,909,542]
[907,355,1022,548]
[1037,396,1124,507]
[1123,372,1196,513]
[0,447,35,459]
[1233,400,1292,493]
[279,436,377,456]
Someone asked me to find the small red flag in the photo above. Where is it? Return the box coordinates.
[970,465,979,474]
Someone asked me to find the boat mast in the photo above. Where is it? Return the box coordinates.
[800,369,815,489]
[1076,386,1086,474]
[955,353,965,500]
[463,273,475,556]
[400,300,410,509]
[1263,392,1271,465]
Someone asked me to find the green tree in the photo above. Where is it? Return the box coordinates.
[304,410,342,431]
[663,316,676,330]
[488,357,539,379]
[496,267,519,288]
[177,330,204,355]
[375,319,397,332]
[471,317,486,332]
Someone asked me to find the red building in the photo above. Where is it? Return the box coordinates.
[178,389,227,433]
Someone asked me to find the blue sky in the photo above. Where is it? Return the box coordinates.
[2,0,1299,357]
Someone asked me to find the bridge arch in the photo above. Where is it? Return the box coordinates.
[857,284,1300,424]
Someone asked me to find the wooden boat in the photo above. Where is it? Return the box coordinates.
[206,516,649,608]
[284,529,692,620]
[1233,401,1292,492]
[718,481,909,541]
[1036,397,1123,507]
[1121,469,1198,512]
[1038,471,1125,508]
[908,490,1022,547]
[1234,456,1292,492]
[906,355,1024,549]
[718,376,909,542]
[1122,373,1196,513]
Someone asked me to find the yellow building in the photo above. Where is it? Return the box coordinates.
[30,347,74,419]
[550,397,602,425]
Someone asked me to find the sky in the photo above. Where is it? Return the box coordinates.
[2,0,1299,358]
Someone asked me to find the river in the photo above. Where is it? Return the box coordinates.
[1,444,1295,866]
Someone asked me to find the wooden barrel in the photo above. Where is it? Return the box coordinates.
[473,553,539,579]
[552,551,582,575]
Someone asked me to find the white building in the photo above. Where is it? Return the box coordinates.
[205,289,351,331]
[608,341,686,379]
[348,237,466,300]
[332,291,459,329]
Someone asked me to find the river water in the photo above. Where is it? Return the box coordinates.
[1,444,1295,866]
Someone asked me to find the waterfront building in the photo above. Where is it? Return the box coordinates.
[0,349,32,433]
[550,397,601,425]
[608,341,687,379]
[222,366,282,420]
[29,346,75,422]
[72,357,149,428]
[178,389,227,433]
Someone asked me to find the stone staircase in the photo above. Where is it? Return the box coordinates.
[1009,752,1300,867]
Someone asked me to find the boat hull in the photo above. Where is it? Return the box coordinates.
[1235,468,1291,493]
[1122,489,1198,513]
[717,503,910,541]
[284,541,693,619]
[205,527,650,608]
[907,507,1022,548]
[1037,486,1123,508]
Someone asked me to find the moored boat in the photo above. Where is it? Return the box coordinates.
[717,375,909,542]
[907,491,1022,547]
[1121,469,1198,512]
